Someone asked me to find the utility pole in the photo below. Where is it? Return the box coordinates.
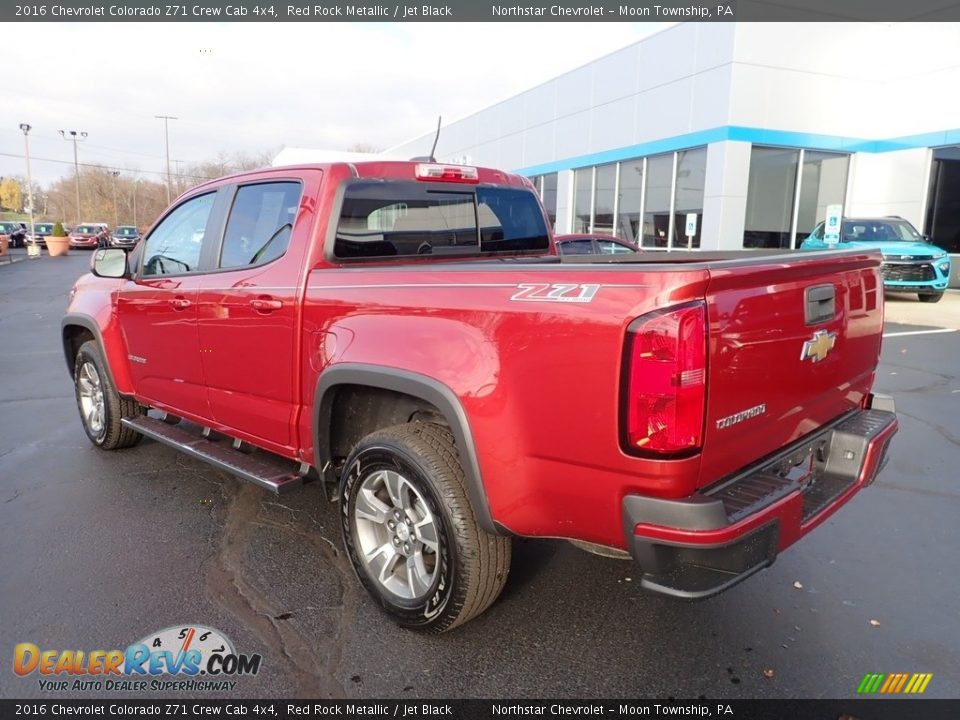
[132,178,140,230]
[173,159,184,195]
[19,124,35,242]
[155,115,177,204]
[109,171,120,227]
[59,129,88,222]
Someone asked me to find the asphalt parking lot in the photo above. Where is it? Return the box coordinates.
[1,248,958,700]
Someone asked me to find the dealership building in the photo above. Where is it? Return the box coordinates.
[390,22,960,285]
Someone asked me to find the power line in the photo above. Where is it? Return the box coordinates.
[0,151,220,182]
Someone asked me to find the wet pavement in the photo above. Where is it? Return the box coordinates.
[1,249,958,700]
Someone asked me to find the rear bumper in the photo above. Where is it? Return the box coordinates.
[623,396,897,599]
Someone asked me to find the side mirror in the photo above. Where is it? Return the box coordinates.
[91,248,129,279]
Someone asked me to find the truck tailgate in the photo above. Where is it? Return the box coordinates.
[698,249,884,487]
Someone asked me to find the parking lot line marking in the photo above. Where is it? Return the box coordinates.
[882,329,957,338]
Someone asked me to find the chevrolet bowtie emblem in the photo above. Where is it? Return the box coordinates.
[801,329,837,363]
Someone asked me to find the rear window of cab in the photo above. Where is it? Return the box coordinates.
[334,180,549,260]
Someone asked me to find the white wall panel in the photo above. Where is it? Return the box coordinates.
[589,97,636,155]
[689,65,733,131]
[498,97,527,138]
[846,149,931,227]
[693,23,737,74]
[555,170,575,234]
[634,78,695,143]
[702,141,752,250]
[498,132,524,170]
[555,64,594,119]
[554,112,592,163]
[590,44,642,107]
[637,22,698,91]
[523,81,558,129]
[520,126,556,169]
[728,64,872,136]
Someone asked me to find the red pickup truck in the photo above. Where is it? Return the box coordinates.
[62,160,897,633]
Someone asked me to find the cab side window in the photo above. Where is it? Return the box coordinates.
[141,193,216,276]
[220,182,302,269]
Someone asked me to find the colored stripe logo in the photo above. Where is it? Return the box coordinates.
[857,673,933,694]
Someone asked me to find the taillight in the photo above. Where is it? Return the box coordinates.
[414,163,479,183]
[622,301,707,456]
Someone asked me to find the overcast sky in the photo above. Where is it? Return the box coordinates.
[2,21,670,186]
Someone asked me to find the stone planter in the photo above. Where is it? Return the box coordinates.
[46,236,70,257]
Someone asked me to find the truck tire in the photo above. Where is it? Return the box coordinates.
[74,340,143,450]
[918,292,944,303]
[339,422,511,633]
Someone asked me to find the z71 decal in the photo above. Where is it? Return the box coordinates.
[510,283,601,303]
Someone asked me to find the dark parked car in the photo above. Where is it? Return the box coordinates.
[555,233,641,256]
[69,223,110,250]
[110,225,141,248]
[0,221,29,248]
[33,223,56,247]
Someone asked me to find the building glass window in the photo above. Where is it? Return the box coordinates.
[925,146,960,255]
[541,173,558,230]
[573,168,593,233]
[744,147,799,248]
[616,158,643,245]
[530,173,559,230]
[744,146,850,248]
[643,154,673,248]
[674,147,707,249]
[796,151,849,244]
[593,164,616,235]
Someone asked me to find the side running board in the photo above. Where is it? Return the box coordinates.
[121,416,305,494]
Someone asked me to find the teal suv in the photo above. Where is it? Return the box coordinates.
[801,217,951,303]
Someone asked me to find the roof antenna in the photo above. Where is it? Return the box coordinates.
[411,115,442,162]
[428,115,442,162]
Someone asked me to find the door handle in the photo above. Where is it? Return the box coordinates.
[170,296,192,310]
[250,298,283,312]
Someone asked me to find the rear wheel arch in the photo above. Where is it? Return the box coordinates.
[313,364,500,535]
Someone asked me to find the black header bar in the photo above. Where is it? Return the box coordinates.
[5,0,960,22]
[3,699,960,719]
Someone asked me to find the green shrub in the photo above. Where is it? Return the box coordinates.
[52,222,65,237]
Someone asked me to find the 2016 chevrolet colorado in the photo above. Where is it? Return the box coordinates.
[62,160,897,632]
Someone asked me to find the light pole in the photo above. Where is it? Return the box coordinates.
[59,129,88,223]
[155,115,177,204]
[19,123,36,247]
[109,171,120,228]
